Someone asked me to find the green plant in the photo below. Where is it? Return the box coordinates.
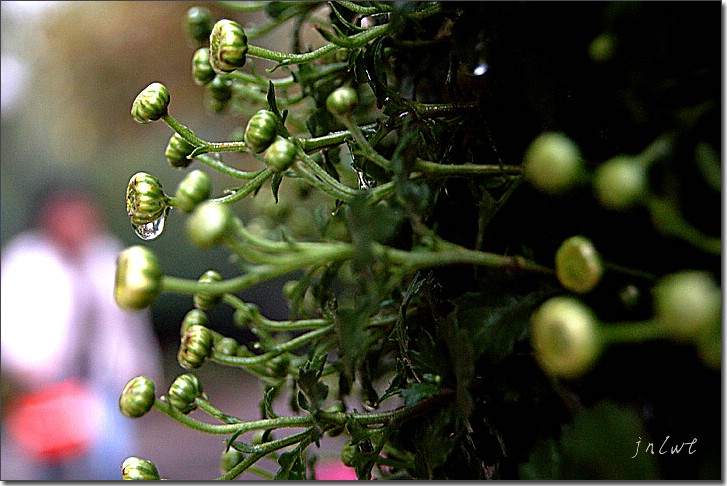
[114,2,719,480]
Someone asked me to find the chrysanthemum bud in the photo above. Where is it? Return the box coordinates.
[326,87,359,116]
[165,132,196,169]
[119,376,156,418]
[178,324,215,370]
[264,137,297,173]
[209,19,248,74]
[168,373,204,414]
[244,110,278,153]
[121,457,160,480]
[555,236,604,294]
[175,169,211,213]
[114,246,162,310]
[194,270,224,310]
[186,201,233,248]
[126,172,169,226]
[185,6,214,45]
[192,48,216,86]
[131,82,170,124]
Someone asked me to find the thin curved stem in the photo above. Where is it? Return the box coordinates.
[217,429,315,480]
[195,154,263,180]
[153,397,313,435]
[212,325,335,366]
[293,146,360,202]
[211,168,274,204]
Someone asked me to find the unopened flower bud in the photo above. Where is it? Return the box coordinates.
[186,201,233,248]
[165,132,196,168]
[126,172,169,226]
[185,6,214,45]
[175,169,211,213]
[121,457,160,480]
[192,48,216,86]
[209,19,248,74]
[178,324,214,370]
[119,376,156,418]
[114,246,162,310]
[244,110,278,153]
[194,270,224,310]
[131,82,170,124]
[168,373,204,414]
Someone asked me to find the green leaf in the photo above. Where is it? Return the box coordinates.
[274,449,307,480]
[296,354,329,413]
[270,172,283,203]
[334,307,370,380]
[411,403,456,479]
[558,401,660,480]
[400,382,439,406]
[453,290,544,365]
[518,438,561,480]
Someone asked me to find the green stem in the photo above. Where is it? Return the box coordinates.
[153,397,313,435]
[217,429,315,480]
[160,244,357,295]
[162,113,249,154]
[337,1,394,15]
[211,168,273,204]
[246,24,390,66]
[224,294,332,331]
[413,159,523,178]
[377,243,553,275]
[212,325,335,366]
[195,154,262,180]
[293,146,360,202]
[195,398,243,424]
[599,319,669,344]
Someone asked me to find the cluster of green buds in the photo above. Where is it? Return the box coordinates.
[531,269,722,379]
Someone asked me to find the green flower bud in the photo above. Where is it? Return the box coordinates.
[165,132,196,169]
[326,87,359,116]
[221,448,245,473]
[185,6,214,44]
[207,73,233,112]
[524,132,584,194]
[652,271,721,343]
[593,155,648,210]
[178,324,215,370]
[119,376,156,418]
[209,19,248,74]
[121,456,160,480]
[175,169,211,213]
[340,442,358,467]
[194,270,224,310]
[131,82,170,124]
[192,48,216,86]
[126,172,169,226]
[264,137,297,173]
[555,235,604,294]
[186,201,233,248]
[180,308,209,337]
[244,110,278,153]
[168,373,204,414]
[114,246,162,310]
[530,296,602,379]
[215,336,239,356]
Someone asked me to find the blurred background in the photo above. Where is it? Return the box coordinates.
[1,1,346,479]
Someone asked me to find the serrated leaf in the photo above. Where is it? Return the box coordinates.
[274,449,307,480]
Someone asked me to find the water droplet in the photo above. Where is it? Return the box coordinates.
[132,207,169,241]
[472,63,488,76]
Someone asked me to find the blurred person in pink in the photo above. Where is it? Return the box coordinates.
[1,178,163,480]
